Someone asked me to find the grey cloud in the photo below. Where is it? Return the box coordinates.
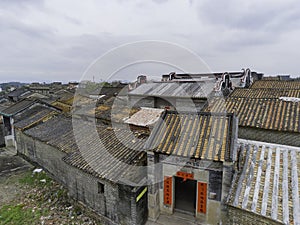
[197,0,300,31]
[1,0,300,82]
[0,0,45,10]
[194,1,300,52]
[0,16,54,40]
[0,14,145,82]
[216,30,279,52]
[151,0,169,4]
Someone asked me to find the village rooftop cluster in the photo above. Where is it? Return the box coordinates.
[0,69,300,224]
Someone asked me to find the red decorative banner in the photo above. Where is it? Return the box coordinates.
[163,176,172,205]
[176,171,194,181]
[197,182,207,214]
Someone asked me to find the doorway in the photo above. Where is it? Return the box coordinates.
[174,176,196,214]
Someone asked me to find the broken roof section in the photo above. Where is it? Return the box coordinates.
[124,107,164,127]
[146,111,238,162]
[128,82,211,99]
[228,139,300,224]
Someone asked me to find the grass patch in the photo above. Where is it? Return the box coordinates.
[19,170,52,187]
[0,169,98,224]
[0,204,41,225]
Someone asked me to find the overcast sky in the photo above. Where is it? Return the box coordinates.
[1,0,300,83]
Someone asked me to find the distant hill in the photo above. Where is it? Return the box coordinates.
[0,82,28,90]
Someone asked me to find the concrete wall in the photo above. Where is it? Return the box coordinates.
[15,130,147,225]
[16,130,66,182]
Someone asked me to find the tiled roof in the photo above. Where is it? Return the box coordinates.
[129,82,212,99]
[262,76,281,80]
[51,101,72,113]
[0,99,37,116]
[96,96,139,123]
[30,86,50,90]
[14,105,58,130]
[146,111,237,162]
[205,97,300,133]
[0,106,5,114]
[63,126,146,183]
[54,90,74,104]
[7,88,30,97]
[72,96,137,123]
[250,80,300,89]
[21,92,49,100]
[24,115,76,153]
[25,115,146,183]
[227,139,300,224]
[230,88,300,98]
[124,107,164,127]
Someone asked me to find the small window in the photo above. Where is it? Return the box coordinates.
[98,182,104,194]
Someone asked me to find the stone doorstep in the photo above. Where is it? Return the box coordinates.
[146,211,207,225]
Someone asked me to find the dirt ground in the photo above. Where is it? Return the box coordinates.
[0,172,28,206]
[0,148,99,225]
[0,148,33,205]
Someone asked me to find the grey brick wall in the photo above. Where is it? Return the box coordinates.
[238,127,300,147]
